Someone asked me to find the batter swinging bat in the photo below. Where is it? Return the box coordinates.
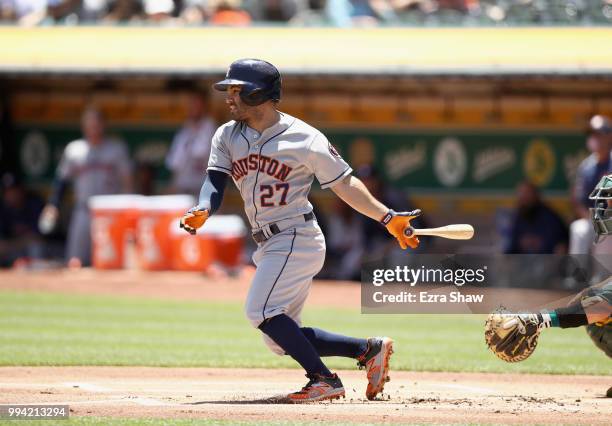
[404,224,474,240]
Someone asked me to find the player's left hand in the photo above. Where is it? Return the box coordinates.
[39,204,59,235]
[484,310,542,363]
[380,209,422,250]
[180,207,209,235]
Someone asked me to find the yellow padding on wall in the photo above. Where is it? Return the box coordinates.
[451,98,496,125]
[547,97,593,126]
[356,96,402,124]
[500,96,544,125]
[310,95,354,124]
[402,97,446,125]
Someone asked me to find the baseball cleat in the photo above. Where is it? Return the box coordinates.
[357,337,394,400]
[287,373,345,403]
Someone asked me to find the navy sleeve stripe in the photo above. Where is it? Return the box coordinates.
[208,165,232,173]
[320,167,351,187]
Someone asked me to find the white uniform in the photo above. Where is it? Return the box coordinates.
[57,138,131,264]
[207,112,352,354]
[166,117,216,196]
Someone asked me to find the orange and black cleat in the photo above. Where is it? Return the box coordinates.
[357,337,394,400]
[287,373,345,403]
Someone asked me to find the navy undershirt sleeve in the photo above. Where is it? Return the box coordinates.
[48,178,68,208]
[197,170,228,214]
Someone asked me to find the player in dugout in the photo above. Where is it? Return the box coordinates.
[39,106,132,267]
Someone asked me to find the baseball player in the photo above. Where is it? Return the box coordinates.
[569,114,612,255]
[166,91,216,196]
[39,106,132,267]
[180,59,422,402]
[486,173,612,397]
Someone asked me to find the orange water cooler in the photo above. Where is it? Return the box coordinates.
[89,194,143,269]
[136,195,195,271]
[171,215,246,271]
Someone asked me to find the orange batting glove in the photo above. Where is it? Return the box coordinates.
[180,207,209,235]
[380,209,422,250]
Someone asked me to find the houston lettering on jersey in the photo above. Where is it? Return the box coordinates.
[231,154,292,182]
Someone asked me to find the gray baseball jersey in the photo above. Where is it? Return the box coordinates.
[57,138,131,264]
[207,112,352,353]
[207,112,352,229]
[166,117,216,196]
[57,138,132,207]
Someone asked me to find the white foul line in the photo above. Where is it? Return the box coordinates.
[126,397,173,406]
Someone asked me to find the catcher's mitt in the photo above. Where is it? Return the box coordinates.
[484,308,541,363]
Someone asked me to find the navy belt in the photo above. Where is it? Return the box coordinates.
[252,212,314,243]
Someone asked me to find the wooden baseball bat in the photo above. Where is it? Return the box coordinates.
[404,224,474,240]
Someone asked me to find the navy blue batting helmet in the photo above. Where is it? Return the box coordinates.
[213,59,281,106]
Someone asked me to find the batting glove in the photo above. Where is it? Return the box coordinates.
[180,206,210,235]
[380,209,422,250]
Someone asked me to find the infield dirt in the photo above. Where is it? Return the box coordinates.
[0,366,610,425]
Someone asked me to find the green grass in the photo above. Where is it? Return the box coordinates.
[0,290,609,374]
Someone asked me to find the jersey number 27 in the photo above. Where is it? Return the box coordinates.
[260,183,289,207]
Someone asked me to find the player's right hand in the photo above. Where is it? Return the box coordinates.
[39,204,59,235]
[179,207,209,235]
[380,209,422,250]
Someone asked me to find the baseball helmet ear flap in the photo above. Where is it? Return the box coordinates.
[240,88,267,107]
[240,80,281,106]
